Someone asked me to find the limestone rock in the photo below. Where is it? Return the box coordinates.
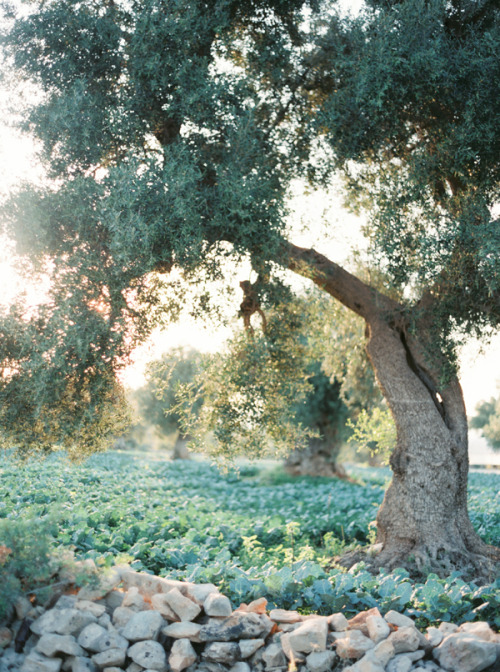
[269,609,302,624]
[91,648,126,669]
[426,627,444,648]
[151,593,180,621]
[348,608,382,637]
[202,642,240,665]
[384,611,415,629]
[236,638,264,659]
[77,624,109,652]
[434,632,497,672]
[32,609,96,637]
[305,650,337,672]
[280,632,305,663]
[0,628,13,650]
[344,656,385,672]
[327,613,349,631]
[203,594,232,618]
[366,615,390,643]
[261,642,287,669]
[75,602,106,619]
[199,612,273,642]
[112,606,135,628]
[128,640,168,671]
[104,591,124,612]
[169,638,198,672]
[162,622,202,641]
[458,622,497,642]
[95,631,128,653]
[20,651,63,672]
[229,663,251,672]
[71,658,98,672]
[336,630,375,659]
[160,589,201,622]
[386,626,420,654]
[438,623,459,635]
[185,584,218,606]
[15,598,33,621]
[386,655,413,672]
[367,639,396,667]
[122,587,146,612]
[120,610,164,642]
[36,633,84,657]
[286,617,328,654]
[120,569,189,597]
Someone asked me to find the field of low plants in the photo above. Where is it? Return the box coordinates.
[0,450,499,627]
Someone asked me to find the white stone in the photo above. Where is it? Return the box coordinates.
[239,638,265,659]
[262,642,287,668]
[344,657,385,672]
[229,664,251,672]
[112,606,135,628]
[162,622,202,641]
[31,609,96,636]
[128,640,168,671]
[386,626,421,654]
[369,639,396,667]
[305,650,337,672]
[458,622,497,642]
[120,610,164,641]
[185,583,218,606]
[366,615,391,643]
[327,613,349,631]
[95,631,128,653]
[120,569,189,596]
[91,648,126,669]
[349,608,382,637]
[427,627,444,648]
[122,587,146,612]
[269,609,302,624]
[386,655,413,672]
[77,623,108,652]
[71,657,97,672]
[336,630,375,659]
[169,638,198,672]
[36,633,84,657]
[202,642,240,665]
[438,623,459,635]
[287,616,328,654]
[384,611,415,629]
[15,597,34,620]
[280,632,305,663]
[75,601,106,618]
[20,651,63,672]
[203,593,232,618]
[434,632,497,672]
[151,593,179,621]
[160,588,201,622]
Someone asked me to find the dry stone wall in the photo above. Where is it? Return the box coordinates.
[0,566,499,672]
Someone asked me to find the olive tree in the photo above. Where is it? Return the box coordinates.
[1,0,499,576]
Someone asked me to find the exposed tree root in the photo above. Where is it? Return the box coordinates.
[335,541,500,585]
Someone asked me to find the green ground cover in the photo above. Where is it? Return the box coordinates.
[0,451,499,627]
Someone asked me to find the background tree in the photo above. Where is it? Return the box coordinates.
[0,0,499,577]
[135,347,203,459]
[471,390,500,451]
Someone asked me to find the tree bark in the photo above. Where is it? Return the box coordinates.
[284,436,348,479]
[172,433,191,460]
[284,240,500,578]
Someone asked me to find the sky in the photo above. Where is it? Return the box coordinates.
[0,2,499,421]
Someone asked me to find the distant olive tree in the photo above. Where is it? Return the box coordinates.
[134,348,203,459]
[471,390,500,451]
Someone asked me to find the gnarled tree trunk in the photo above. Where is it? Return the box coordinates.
[171,433,191,460]
[286,240,500,578]
[284,436,347,479]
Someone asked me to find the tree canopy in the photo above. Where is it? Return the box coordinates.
[0,0,499,576]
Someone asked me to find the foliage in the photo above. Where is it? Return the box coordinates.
[0,518,66,619]
[471,388,500,450]
[133,347,204,440]
[0,0,499,455]
[347,407,397,465]
[0,451,499,626]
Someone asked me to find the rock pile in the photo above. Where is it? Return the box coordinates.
[0,567,499,672]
